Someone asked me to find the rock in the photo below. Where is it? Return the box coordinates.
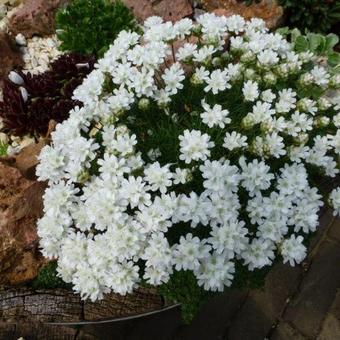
[272,322,307,340]
[122,0,193,22]
[0,137,46,180]
[284,241,340,338]
[203,0,284,29]
[318,291,340,340]
[0,158,46,286]
[8,0,70,38]
[0,31,23,78]
[226,263,301,340]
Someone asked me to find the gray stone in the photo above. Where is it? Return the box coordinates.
[328,217,340,243]
[271,321,307,340]
[284,241,340,338]
[318,290,340,340]
[226,263,301,340]
[175,290,248,340]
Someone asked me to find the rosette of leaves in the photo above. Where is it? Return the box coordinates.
[277,28,340,71]
[278,0,340,33]
[0,53,95,137]
[56,0,138,57]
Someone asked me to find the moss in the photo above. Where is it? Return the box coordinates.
[31,262,72,290]
[0,141,8,156]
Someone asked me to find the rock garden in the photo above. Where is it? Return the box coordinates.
[0,0,339,339]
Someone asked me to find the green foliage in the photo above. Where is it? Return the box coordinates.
[158,263,271,323]
[278,0,340,33]
[56,0,138,57]
[239,0,261,6]
[277,27,340,72]
[31,262,72,290]
[157,270,219,323]
[0,141,8,156]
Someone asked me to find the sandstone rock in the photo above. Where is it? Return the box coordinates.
[122,0,193,22]
[0,161,46,286]
[203,0,284,29]
[8,0,70,38]
[0,31,23,78]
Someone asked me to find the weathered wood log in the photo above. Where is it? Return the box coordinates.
[0,287,164,339]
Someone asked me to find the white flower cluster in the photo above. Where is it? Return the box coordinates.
[37,14,340,301]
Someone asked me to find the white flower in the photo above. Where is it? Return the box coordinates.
[172,234,211,271]
[261,89,276,103]
[281,235,306,266]
[193,45,216,63]
[239,157,274,196]
[162,62,185,95]
[144,162,173,194]
[195,254,235,292]
[242,80,259,102]
[173,168,191,185]
[200,99,230,128]
[179,129,214,164]
[176,43,197,61]
[223,131,248,151]
[120,176,151,209]
[275,88,296,113]
[208,220,248,257]
[330,188,340,216]
[257,49,279,66]
[204,69,230,94]
[311,66,330,86]
[242,238,275,270]
[36,13,339,301]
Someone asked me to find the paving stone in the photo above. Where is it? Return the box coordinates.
[318,290,340,340]
[284,241,340,338]
[174,290,248,340]
[226,263,301,340]
[327,217,340,243]
[308,209,334,257]
[271,321,307,340]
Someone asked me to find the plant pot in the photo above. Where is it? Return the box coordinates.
[0,287,182,340]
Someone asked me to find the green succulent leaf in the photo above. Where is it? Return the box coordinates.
[56,0,138,57]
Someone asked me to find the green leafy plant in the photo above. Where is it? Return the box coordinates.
[278,0,340,33]
[0,141,8,156]
[31,262,72,290]
[239,0,261,6]
[56,0,138,57]
[277,27,340,71]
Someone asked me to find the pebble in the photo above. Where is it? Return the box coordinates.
[20,35,63,74]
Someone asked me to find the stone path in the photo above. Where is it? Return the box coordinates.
[175,208,340,340]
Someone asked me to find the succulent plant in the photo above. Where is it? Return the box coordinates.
[56,0,138,57]
[278,0,340,34]
[0,53,95,137]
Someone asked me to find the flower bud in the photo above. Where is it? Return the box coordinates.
[294,133,309,145]
[240,51,255,64]
[241,114,255,129]
[138,98,150,111]
[190,73,203,86]
[298,73,313,87]
[329,74,340,89]
[263,72,277,85]
[314,116,330,128]
[317,97,331,111]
